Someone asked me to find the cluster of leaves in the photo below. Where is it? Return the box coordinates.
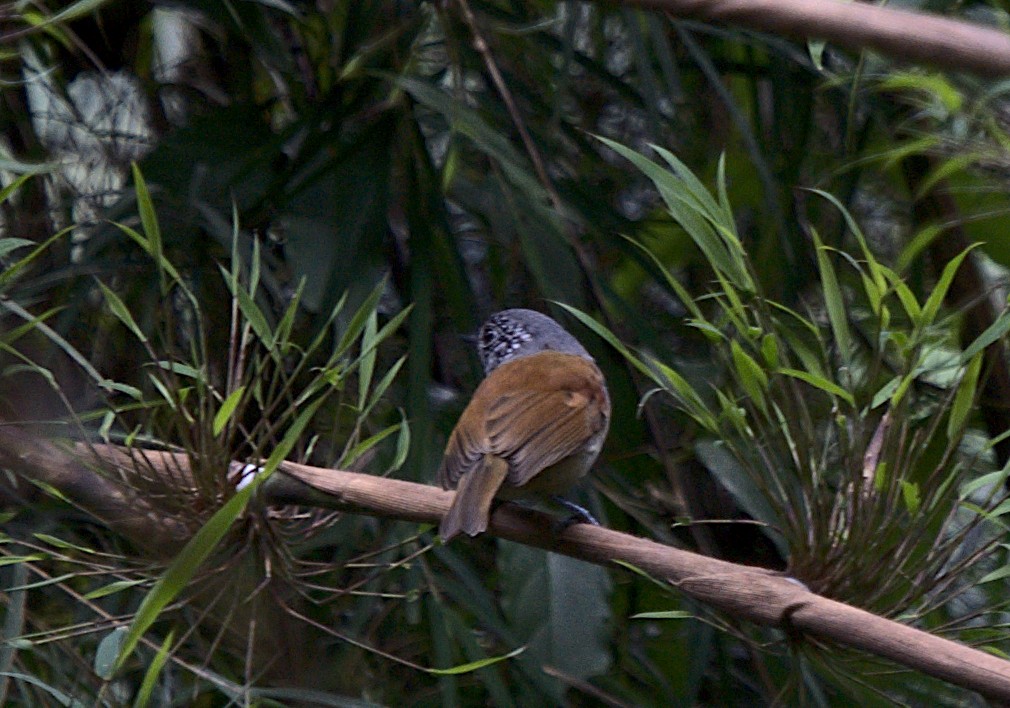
[572,139,1010,702]
[0,170,417,703]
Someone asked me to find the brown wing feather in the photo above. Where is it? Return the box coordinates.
[436,408,486,490]
[437,351,609,491]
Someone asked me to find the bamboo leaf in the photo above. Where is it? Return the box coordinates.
[812,230,852,362]
[0,238,34,260]
[778,368,855,407]
[427,646,526,676]
[213,386,246,436]
[84,579,147,600]
[730,339,768,412]
[97,281,147,343]
[920,245,978,328]
[335,279,386,359]
[879,266,922,323]
[219,265,274,350]
[808,189,886,293]
[948,353,982,440]
[631,611,693,620]
[358,311,378,410]
[131,163,164,294]
[133,630,174,708]
[961,306,1010,364]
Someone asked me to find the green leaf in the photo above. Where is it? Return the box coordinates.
[879,266,922,323]
[44,0,117,25]
[760,334,779,369]
[0,555,46,566]
[778,368,855,407]
[334,278,386,360]
[497,547,612,693]
[900,480,921,514]
[131,163,164,293]
[396,77,550,210]
[0,238,35,260]
[133,630,174,708]
[113,223,182,284]
[961,306,1010,364]
[980,498,1010,519]
[97,281,147,343]
[730,339,768,412]
[897,224,944,273]
[978,564,1010,585]
[808,39,826,70]
[597,137,751,290]
[889,370,916,407]
[623,235,703,320]
[220,265,274,350]
[960,466,1010,500]
[340,424,401,469]
[114,490,249,671]
[812,232,852,362]
[878,72,963,113]
[83,579,147,600]
[95,628,127,680]
[871,376,901,409]
[630,611,693,620]
[32,534,95,554]
[808,189,885,293]
[152,361,202,379]
[0,226,73,292]
[388,411,411,473]
[362,355,406,419]
[427,646,526,676]
[553,304,656,381]
[948,353,982,439]
[358,311,378,410]
[696,440,788,558]
[919,245,978,329]
[213,386,246,436]
[0,174,34,206]
[0,672,77,706]
[146,373,179,412]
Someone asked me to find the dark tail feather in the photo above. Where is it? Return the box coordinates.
[439,456,509,542]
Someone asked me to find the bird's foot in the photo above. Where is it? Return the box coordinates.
[552,495,599,531]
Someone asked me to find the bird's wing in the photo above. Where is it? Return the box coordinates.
[490,386,604,486]
[437,352,608,490]
[436,401,489,490]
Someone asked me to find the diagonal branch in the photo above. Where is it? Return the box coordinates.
[2,430,1010,699]
[0,428,192,553]
[622,0,1010,77]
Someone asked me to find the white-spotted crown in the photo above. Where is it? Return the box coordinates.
[476,309,593,374]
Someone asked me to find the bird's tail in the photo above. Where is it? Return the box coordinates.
[439,456,509,542]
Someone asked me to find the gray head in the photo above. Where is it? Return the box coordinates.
[477,308,592,374]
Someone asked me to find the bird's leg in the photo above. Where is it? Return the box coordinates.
[551,495,599,529]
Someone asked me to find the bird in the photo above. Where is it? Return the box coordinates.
[436,308,611,542]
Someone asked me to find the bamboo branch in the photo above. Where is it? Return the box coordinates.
[0,429,192,553]
[2,431,1010,699]
[623,0,1010,77]
[275,459,1010,701]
